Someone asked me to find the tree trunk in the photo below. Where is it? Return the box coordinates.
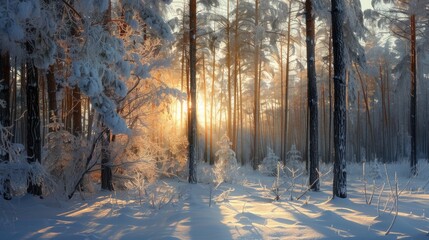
[202,53,209,163]
[283,5,292,165]
[253,0,260,169]
[72,87,82,136]
[226,0,232,144]
[0,51,11,199]
[101,128,114,190]
[0,52,10,160]
[332,0,347,198]
[232,0,239,153]
[305,0,319,191]
[410,14,417,176]
[26,43,42,196]
[209,38,216,166]
[100,0,114,190]
[188,0,197,183]
[46,65,57,123]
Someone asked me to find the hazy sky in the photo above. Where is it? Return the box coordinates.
[360,0,372,10]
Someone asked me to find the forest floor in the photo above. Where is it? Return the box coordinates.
[1,161,429,239]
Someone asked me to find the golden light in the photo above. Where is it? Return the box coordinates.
[170,93,208,129]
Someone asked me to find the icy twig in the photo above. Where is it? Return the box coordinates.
[385,173,399,235]
[296,167,332,200]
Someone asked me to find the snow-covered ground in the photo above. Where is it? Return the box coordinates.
[1,161,429,239]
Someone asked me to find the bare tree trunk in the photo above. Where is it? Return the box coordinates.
[26,43,42,196]
[283,5,292,165]
[332,0,347,198]
[72,87,82,136]
[0,52,10,160]
[188,0,197,183]
[101,127,114,190]
[226,0,232,144]
[328,29,333,164]
[0,51,11,199]
[233,0,239,154]
[253,0,260,169]
[305,0,319,191]
[100,0,114,190]
[202,53,209,163]
[209,39,216,165]
[46,65,57,123]
[408,14,418,170]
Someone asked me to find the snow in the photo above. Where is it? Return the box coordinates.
[1,162,428,239]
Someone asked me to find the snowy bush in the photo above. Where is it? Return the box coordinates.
[0,161,51,198]
[285,144,303,173]
[259,147,282,176]
[43,115,89,196]
[369,158,382,180]
[213,134,238,184]
[0,124,52,198]
[197,162,215,184]
[112,135,159,190]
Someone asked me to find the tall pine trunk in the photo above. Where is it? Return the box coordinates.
[305,0,319,191]
[26,43,42,196]
[332,0,347,198]
[210,45,216,166]
[101,128,114,190]
[46,65,57,122]
[253,0,260,169]
[0,52,11,199]
[101,0,113,190]
[410,14,417,176]
[188,0,197,183]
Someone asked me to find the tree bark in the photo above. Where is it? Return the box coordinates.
[72,87,82,136]
[26,43,42,196]
[305,0,319,191]
[410,14,417,176]
[188,0,197,183]
[0,51,11,199]
[46,65,57,123]
[0,52,10,160]
[332,0,347,198]
[253,0,260,169]
[210,43,216,165]
[101,128,114,190]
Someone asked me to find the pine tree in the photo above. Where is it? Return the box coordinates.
[0,52,11,199]
[26,43,42,196]
[305,0,319,191]
[188,0,198,184]
[332,0,347,198]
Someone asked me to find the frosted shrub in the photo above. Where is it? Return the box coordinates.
[197,162,215,184]
[159,134,188,178]
[259,147,282,176]
[113,135,159,190]
[213,134,238,184]
[369,158,382,180]
[285,144,303,173]
[144,182,178,210]
[0,161,51,198]
[43,116,87,196]
[0,124,52,198]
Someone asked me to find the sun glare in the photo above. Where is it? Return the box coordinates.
[171,94,208,128]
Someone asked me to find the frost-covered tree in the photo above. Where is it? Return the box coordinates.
[0,0,176,198]
[214,134,238,184]
[332,0,347,198]
[259,147,282,176]
[366,0,429,176]
[43,115,86,196]
[286,144,302,171]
